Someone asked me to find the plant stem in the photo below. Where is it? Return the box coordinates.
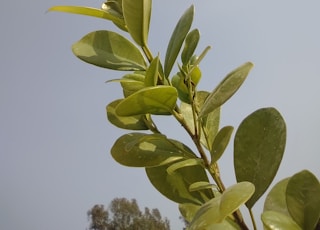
[249,208,257,230]
[142,45,154,63]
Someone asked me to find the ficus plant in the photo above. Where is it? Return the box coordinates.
[48,1,320,229]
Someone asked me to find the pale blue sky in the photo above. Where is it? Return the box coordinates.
[1,1,320,229]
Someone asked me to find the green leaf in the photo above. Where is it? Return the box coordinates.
[48,6,126,29]
[145,56,159,87]
[111,133,193,167]
[181,29,200,65]
[264,178,291,216]
[286,170,320,230]
[146,152,214,205]
[234,107,287,209]
[115,86,178,116]
[122,0,151,46]
[179,203,201,223]
[219,182,255,219]
[189,181,215,192]
[164,5,194,77]
[189,182,254,230]
[167,158,203,175]
[210,126,234,164]
[196,91,220,150]
[261,211,302,230]
[199,62,254,118]
[106,99,148,130]
[118,73,145,97]
[72,30,147,70]
[101,0,127,31]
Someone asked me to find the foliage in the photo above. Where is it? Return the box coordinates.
[87,198,170,230]
[49,1,320,229]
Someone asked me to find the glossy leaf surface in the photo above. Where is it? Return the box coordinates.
[286,170,320,230]
[106,99,148,130]
[199,62,253,118]
[111,133,192,167]
[210,126,234,164]
[72,30,147,70]
[164,5,194,77]
[234,107,286,209]
[48,6,126,28]
[115,86,177,116]
[181,29,200,65]
[146,155,214,205]
[122,0,151,46]
[264,178,290,216]
[262,211,302,230]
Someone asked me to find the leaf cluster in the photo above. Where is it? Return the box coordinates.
[49,1,320,229]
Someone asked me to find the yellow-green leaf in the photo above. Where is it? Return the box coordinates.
[164,5,194,77]
[115,86,177,116]
[262,211,302,230]
[122,0,151,46]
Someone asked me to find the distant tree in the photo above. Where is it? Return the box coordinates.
[87,204,109,230]
[87,198,170,230]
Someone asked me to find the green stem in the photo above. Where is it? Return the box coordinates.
[249,208,257,230]
[142,45,154,63]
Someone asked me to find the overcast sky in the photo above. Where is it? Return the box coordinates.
[1,1,320,229]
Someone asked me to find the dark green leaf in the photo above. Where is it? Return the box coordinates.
[210,126,234,164]
[199,62,253,118]
[262,211,302,230]
[48,6,126,29]
[115,86,177,116]
[286,170,320,230]
[181,29,200,65]
[72,30,147,70]
[145,56,159,87]
[111,133,193,167]
[264,178,291,216]
[164,5,194,77]
[106,99,148,130]
[122,0,151,46]
[234,107,286,209]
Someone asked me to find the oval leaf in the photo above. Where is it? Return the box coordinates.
[210,126,234,164]
[72,30,147,70]
[106,99,148,130]
[261,211,302,230]
[164,5,194,77]
[119,73,145,97]
[115,86,178,116]
[122,0,151,46]
[111,133,194,167]
[286,170,320,230]
[219,182,255,220]
[234,107,286,209]
[199,62,253,118]
[181,29,200,65]
[264,178,291,216]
